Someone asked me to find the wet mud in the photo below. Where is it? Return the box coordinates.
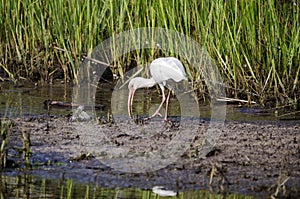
[2,116,300,198]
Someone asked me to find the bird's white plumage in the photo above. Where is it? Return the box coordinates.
[127,57,187,120]
[150,57,187,86]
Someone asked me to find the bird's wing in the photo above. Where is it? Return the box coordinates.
[150,57,187,84]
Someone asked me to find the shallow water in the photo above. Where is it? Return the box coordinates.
[0,82,73,117]
[0,81,279,121]
[0,175,253,199]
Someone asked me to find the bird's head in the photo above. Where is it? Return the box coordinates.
[127,77,156,118]
[128,77,153,90]
[127,77,142,118]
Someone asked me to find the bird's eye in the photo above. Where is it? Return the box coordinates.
[128,83,134,90]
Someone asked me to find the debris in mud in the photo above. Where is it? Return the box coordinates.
[152,186,177,197]
[69,106,91,122]
[70,153,95,162]
[43,99,105,110]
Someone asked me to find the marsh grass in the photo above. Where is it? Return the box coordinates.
[0,93,33,169]
[0,97,15,168]
[0,0,299,106]
[0,118,13,168]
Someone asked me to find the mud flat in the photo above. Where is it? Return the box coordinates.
[2,116,300,198]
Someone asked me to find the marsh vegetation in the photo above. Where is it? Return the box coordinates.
[0,0,299,109]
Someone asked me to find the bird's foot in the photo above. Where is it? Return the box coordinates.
[143,117,151,121]
[164,118,171,124]
[164,119,180,128]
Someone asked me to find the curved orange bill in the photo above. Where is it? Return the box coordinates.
[128,89,135,118]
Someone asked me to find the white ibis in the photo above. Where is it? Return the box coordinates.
[128,57,187,120]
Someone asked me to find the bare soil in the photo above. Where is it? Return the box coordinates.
[2,115,300,198]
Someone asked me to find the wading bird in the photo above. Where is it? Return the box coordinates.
[128,57,187,121]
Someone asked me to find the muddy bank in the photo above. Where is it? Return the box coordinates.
[2,116,300,198]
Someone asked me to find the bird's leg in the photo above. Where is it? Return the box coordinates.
[164,90,171,121]
[150,89,166,118]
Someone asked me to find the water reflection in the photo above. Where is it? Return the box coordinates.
[0,82,73,117]
[0,81,279,121]
[0,175,253,199]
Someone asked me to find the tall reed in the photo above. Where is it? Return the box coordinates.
[0,0,299,105]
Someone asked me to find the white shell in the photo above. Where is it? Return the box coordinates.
[152,186,177,197]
